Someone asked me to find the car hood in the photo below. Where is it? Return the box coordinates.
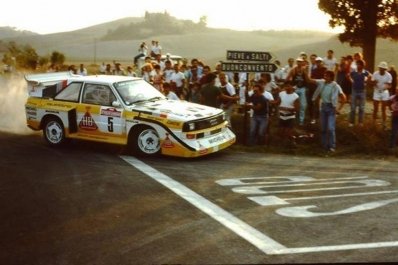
[129,99,223,122]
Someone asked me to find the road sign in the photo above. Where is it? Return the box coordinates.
[226,50,273,62]
[221,62,278,73]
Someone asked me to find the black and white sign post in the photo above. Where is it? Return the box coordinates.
[221,50,278,145]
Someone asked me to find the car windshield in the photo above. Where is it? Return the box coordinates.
[114,79,166,105]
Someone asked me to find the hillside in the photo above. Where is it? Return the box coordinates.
[2,13,398,68]
[0,26,37,39]
[3,17,144,54]
[2,13,336,64]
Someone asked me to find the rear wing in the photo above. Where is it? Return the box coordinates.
[25,72,76,98]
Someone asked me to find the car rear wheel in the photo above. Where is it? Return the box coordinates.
[131,126,161,156]
[43,117,66,146]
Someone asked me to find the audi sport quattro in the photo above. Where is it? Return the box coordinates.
[24,72,236,157]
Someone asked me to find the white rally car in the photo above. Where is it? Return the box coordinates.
[24,72,236,157]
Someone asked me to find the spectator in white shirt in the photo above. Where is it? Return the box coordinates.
[371,61,392,127]
[163,82,179,101]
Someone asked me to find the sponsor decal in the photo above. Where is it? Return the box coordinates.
[101,107,121,117]
[47,102,72,108]
[209,118,219,126]
[30,85,38,93]
[198,142,208,155]
[208,135,227,144]
[162,133,174,148]
[26,106,37,116]
[186,107,199,113]
[152,112,168,119]
[126,119,139,124]
[79,107,98,131]
[166,120,181,126]
[45,110,59,114]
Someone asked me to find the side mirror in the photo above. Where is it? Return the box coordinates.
[112,101,121,108]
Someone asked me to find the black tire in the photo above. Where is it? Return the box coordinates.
[43,117,66,146]
[130,126,161,156]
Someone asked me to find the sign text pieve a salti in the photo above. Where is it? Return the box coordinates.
[226,50,273,62]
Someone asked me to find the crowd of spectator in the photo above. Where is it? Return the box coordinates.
[46,43,398,152]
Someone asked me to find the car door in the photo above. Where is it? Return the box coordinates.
[78,83,125,143]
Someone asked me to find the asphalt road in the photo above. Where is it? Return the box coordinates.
[1,131,398,264]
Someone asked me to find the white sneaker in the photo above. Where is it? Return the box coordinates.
[310,119,316,124]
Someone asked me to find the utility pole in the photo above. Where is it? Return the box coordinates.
[94,38,97,65]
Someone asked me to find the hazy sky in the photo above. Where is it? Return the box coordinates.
[1,0,342,34]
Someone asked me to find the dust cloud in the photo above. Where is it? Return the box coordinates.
[0,75,32,134]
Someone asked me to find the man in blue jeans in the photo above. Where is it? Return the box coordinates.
[286,57,310,126]
[246,83,270,145]
[312,71,346,152]
[348,59,371,127]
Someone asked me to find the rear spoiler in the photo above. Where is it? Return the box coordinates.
[25,72,78,98]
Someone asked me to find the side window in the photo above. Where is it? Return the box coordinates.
[82,84,116,106]
[54,82,82,102]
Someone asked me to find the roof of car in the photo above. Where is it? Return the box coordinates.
[68,75,142,83]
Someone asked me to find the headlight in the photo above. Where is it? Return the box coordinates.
[188,123,195,131]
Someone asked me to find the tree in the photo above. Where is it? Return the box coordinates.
[17,44,39,69]
[318,0,398,71]
[50,51,65,66]
[198,16,207,28]
[2,42,38,69]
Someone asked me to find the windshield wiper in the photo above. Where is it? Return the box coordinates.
[131,99,148,104]
[148,96,164,101]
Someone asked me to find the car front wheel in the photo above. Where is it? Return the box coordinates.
[131,126,161,156]
[43,117,66,146]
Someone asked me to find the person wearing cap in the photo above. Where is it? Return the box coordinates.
[299,51,308,61]
[286,57,311,126]
[371,61,392,128]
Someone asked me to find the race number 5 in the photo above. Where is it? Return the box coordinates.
[108,117,114,132]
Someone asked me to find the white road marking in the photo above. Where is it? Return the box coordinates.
[216,176,368,186]
[121,156,398,255]
[249,190,398,206]
[120,156,287,255]
[277,241,398,254]
[232,179,389,195]
[276,197,398,217]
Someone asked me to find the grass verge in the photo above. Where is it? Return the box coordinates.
[230,108,397,159]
